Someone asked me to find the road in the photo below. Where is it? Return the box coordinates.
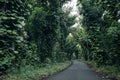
[47,61,105,80]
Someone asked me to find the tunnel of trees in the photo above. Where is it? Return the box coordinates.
[0,0,120,78]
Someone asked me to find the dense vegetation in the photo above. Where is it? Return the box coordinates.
[0,0,120,79]
[77,0,120,79]
[0,0,76,77]
[78,0,120,66]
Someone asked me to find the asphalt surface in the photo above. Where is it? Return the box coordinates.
[47,61,104,80]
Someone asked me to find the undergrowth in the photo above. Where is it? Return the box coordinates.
[85,61,120,80]
[0,61,71,80]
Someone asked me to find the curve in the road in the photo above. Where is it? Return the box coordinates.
[47,61,104,80]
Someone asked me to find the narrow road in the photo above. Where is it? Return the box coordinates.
[47,61,104,80]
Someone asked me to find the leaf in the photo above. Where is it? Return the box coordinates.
[0,0,9,3]
[13,24,23,28]
[20,21,26,26]
[0,50,3,55]
[14,51,19,54]
[2,16,9,20]
[10,56,15,60]
[9,17,16,20]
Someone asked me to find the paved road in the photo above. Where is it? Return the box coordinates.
[47,61,104,80]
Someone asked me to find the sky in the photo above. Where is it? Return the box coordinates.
[63,0,79,16]
[62,0,82,28]
[70,0,79,16]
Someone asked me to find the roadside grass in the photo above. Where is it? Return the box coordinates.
[84,61,120,80]
[0,61,71,80]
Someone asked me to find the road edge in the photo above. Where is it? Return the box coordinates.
[42,61,73,80]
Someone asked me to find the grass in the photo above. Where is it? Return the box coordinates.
[84,61,120,80]
[0,61,71,80]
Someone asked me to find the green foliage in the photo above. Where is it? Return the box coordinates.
[0,0,33,75]
[27,5,59,62]
[0,61,70,80]
[0,0,74,76]
[78,0,120,66]
[58,10,76,60]
[79,0,103,26]
[26,0,76,63]
[64,27,86,60]
[86,61,120,80]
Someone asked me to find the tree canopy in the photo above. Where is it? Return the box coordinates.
[0,0,120,78]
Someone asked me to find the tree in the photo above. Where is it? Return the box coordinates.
[78,0,120,66]
[0,0,33,75]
